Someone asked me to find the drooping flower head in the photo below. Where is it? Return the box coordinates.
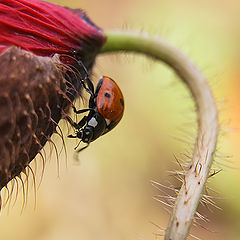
[0,0,106,67]
[0,0,106,191]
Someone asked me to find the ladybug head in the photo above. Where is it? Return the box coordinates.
[78,126,94,143]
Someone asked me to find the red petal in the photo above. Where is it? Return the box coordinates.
[0,0,106,63]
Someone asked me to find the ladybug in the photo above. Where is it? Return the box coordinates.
[67,64,124,152]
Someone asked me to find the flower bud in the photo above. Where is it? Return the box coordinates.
[0,0,106,191]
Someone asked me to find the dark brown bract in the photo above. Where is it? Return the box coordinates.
[0,47,67,190]
[0,0,106,196]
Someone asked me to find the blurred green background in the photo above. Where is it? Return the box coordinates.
[0,0,240,239]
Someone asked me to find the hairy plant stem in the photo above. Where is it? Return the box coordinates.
[100,31,219,240]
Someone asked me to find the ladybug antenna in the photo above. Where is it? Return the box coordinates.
[77,143,90,153]
[74,139,82,150]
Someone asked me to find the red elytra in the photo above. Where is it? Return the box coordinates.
[0,0,106,64]
[96,76,124,126]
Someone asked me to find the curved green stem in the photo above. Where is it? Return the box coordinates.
[100,30,219,240]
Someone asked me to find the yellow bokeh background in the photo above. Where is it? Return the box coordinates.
[1,0,240,239]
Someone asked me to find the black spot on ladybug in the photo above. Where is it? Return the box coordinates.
[120,98,124,107]
[104,92,111,98]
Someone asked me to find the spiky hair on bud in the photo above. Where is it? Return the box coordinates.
[0,0,106,202]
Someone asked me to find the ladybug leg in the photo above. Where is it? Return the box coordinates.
[65,115,80,129]
[72,105,94,115]
[79,78,93,96]
[76,116,88,129]
[65,114,88,130]
[77,59,95,97]
[88,96,95,109]
[72,116,89,130]
[85,76,94,96]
